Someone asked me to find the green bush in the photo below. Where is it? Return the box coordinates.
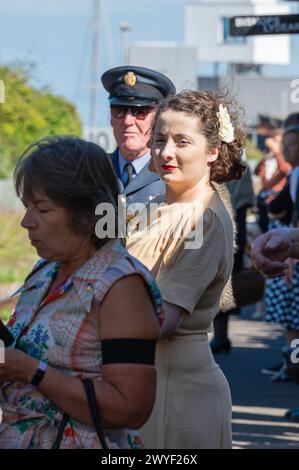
[0,307,11,322]
[245,137,263,161]
[0,63,82,178]
[0,210,37,285]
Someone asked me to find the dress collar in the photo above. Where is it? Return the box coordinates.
[13,239,126,314]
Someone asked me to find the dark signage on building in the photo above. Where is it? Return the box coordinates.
[230,14,299,36]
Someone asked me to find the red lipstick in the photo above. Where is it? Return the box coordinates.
[162,164,177,171]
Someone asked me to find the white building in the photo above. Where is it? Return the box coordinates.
[128,42,198,92]
[186,0,292,66]
[219,75,299,125]
[99,0,298,129]
[83,127,116,153]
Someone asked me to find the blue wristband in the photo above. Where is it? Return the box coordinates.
[31,361,48,387]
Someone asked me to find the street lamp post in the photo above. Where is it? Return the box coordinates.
[120,22,131,65]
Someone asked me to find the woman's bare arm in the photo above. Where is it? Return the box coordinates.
[160,301,187,338]
[1,274,160,429]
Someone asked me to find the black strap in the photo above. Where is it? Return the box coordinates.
[82,378,108,449]
[51,379,108,449]
[52,412,69,449]
[0,320,14,347]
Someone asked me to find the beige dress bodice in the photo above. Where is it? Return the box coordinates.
[127,181,235,449]
[127,184,235,335]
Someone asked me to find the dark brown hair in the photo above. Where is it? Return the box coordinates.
[14,136,120,249]
[284,113,299,129]
[153,89,246,183]
[284,113,299,138]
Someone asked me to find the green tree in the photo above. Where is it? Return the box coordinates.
[0,64,82,178]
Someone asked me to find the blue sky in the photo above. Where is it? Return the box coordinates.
[0,0,186,126]
[0,0,298,127]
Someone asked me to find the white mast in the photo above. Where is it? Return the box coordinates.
[89,0,100,128]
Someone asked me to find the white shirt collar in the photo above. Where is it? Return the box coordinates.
[118,151,151,178]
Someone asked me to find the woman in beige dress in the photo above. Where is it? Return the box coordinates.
[127,90,246,449]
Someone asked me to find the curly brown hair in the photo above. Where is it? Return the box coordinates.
[153,89,247,184]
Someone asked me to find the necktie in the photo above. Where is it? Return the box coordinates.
[124,163,135,187]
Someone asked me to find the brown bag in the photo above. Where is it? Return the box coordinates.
[232,268,265,308]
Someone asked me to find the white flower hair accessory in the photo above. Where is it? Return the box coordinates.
[217,104,235,143]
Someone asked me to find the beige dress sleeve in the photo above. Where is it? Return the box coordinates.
[156,207,226,314]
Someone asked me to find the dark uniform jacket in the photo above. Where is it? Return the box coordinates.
[110,149,165,205]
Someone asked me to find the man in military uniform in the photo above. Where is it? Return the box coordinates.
[101,66,176,205]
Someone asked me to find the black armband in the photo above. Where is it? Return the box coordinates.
[101,339,156,365]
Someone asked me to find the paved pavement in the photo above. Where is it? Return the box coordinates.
[215,310,299,449]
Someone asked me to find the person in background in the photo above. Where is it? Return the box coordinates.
[255,130,291,233]
[127,89,246,448]
[260,116,299,381]
[252,227,299,277]
[253,226,299,420]
[101,65,176,205]
[0,136,162,449]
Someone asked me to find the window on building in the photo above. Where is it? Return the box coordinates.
[228,64,262,75]
[221,17,247,45]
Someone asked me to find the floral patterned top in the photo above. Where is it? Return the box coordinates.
[0,239,163,449]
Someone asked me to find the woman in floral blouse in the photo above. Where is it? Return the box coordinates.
[0,136,162,449]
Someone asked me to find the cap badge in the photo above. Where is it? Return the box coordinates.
[124,71,137,87]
